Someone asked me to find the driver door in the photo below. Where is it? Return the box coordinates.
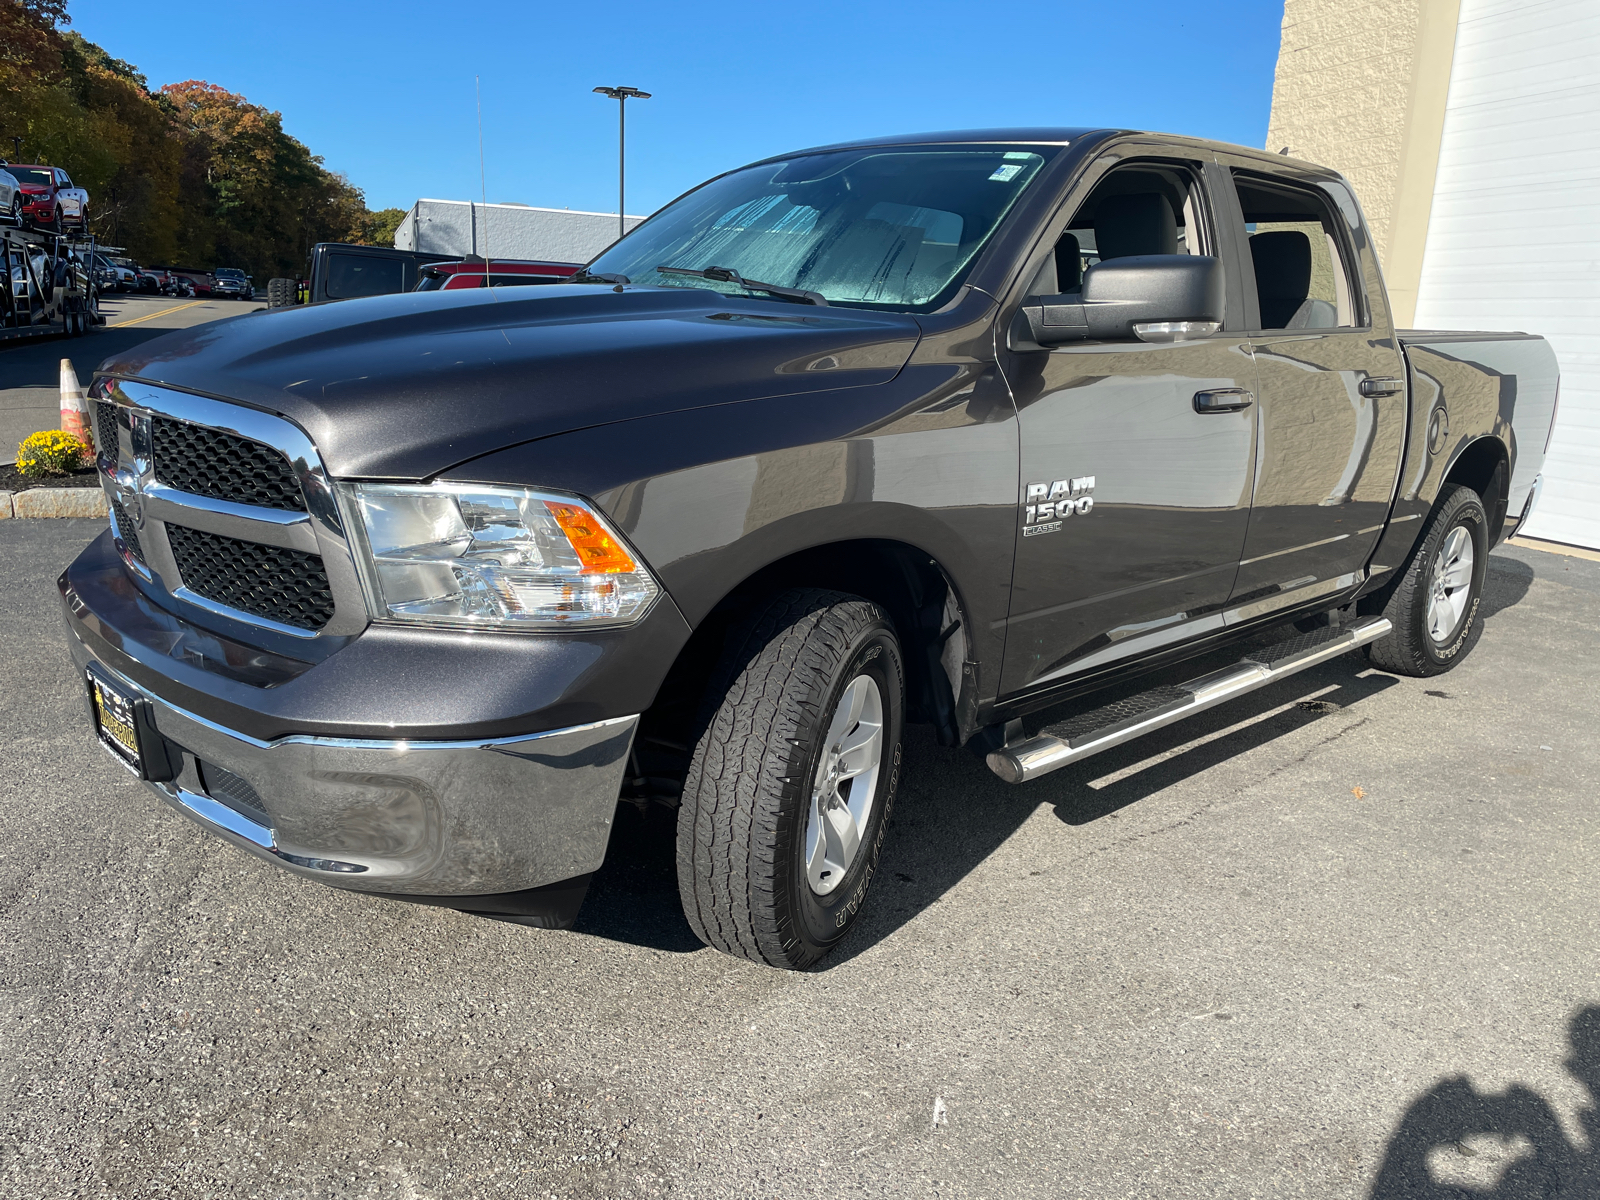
[997,154,1259,698]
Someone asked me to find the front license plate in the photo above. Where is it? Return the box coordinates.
[87,669,143,774]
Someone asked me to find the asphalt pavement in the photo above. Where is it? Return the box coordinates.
[1,295,256,464]
[1,519,1595,1199]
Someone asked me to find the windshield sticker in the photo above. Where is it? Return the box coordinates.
[988,164,1025,182]
[1003,151,1033,160]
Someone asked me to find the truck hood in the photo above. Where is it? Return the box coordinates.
[100,285,923,479]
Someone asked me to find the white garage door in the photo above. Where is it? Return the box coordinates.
[1413,0,1600,549]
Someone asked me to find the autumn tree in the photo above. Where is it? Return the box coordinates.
[1,0,390,277]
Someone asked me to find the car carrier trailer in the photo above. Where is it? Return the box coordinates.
[1,226,103,345]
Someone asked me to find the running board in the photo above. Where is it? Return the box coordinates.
[986,616,1392,784]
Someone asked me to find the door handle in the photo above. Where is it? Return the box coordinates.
[1360,376,1404,396]
[1193,388,1254,413]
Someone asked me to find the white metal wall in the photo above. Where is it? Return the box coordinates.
[1413,0,1600,548]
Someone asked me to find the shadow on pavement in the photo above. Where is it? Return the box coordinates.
[1483,552,1535,620]
[569,646,1406,964]
[536,548,1553,960]
[1369,1005,1599,1198]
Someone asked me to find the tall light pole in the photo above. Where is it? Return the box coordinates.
[592,86,650,240]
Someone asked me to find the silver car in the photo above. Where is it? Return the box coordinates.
[0,167,21,226]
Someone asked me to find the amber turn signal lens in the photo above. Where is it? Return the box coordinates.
[544,501,638,574]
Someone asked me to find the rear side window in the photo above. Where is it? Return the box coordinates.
[325,254,405,300]
[1232,172,1362,330]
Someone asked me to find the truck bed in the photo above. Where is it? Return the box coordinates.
[1396,328,1560,539]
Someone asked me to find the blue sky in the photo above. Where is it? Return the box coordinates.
[71,1,1286,217]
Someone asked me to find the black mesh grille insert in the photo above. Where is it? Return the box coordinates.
[166,524,335,630]
[110,497,144,563]
[151,417,306,512]
[94,401,119,458]
[199,761,271,827]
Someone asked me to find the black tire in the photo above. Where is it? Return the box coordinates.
[7,197,18,227]
[1365,485,1488,677]
[266,277,297,308]
[677,588,905,970]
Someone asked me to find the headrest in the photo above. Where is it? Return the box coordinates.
[1095,194,1178,260]
[1055,232,1082,292]
[1249,230,1312,300]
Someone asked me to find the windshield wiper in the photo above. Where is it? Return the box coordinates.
[656,265,827,306]
[568,269,630,285]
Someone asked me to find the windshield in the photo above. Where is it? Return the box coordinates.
[215,268,244,278]
[8,168,52,187]
[587,146,1054,312]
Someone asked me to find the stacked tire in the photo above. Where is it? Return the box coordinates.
[265,278,297,308]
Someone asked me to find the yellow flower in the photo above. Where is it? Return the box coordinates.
[15,430,90,479]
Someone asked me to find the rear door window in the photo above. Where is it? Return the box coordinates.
[325,254,405,300]
[1231,172,1363,330]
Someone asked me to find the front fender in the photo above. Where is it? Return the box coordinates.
[443,367,1021,678]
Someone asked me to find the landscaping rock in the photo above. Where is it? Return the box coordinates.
[13,487,107,518]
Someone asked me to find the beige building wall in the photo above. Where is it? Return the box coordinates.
[1265,0,1461,327]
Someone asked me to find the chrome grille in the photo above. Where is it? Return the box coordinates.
[96,382,362,642]
[151,416,306,511]
[166,524,336,631]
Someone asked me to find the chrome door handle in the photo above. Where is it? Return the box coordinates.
[1193,388,1254,413]
[1360,376,1404,396]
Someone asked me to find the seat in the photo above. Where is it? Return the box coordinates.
[1054,232,1082,292]
[1249,229,1334,329]
[1094,193,1178,260]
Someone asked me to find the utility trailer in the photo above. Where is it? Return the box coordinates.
[1,226,102,344]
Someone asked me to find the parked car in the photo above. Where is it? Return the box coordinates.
[91,254,121,293]
[65,127,1560,970]
[5,163,88,232]
[100,256,143,293]
[145,268,195,298]
[414,258,582,290]
[266,244,457,307]
[0,166,23,226]
[165,267,216,296]
[211,267,255,300]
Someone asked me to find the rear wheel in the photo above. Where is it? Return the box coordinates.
[7,196,19,226]
[1366,485,1488,676]
[677,589,904,969]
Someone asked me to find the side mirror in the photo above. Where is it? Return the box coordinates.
[1016,255,1225,347]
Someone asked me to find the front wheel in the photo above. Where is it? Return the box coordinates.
[1365,485,1488,676]
[677,589,904,969]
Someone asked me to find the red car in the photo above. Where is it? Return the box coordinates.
[5,163,89,232]
[414,259,581,290]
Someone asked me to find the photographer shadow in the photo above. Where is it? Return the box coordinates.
[1370,1006,1599,1198]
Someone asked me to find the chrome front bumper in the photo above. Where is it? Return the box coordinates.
[70,653,637,898]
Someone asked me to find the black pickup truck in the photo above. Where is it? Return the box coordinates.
[64,128,1559,969]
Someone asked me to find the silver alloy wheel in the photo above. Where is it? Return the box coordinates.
[1426,524,1475,643]
[805,673,885,896]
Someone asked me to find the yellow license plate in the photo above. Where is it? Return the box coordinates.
[88,670,143,773]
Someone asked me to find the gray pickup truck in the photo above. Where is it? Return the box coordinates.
[63,127,1558,969]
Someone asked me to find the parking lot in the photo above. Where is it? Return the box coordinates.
[1,295,254,465]
[1,514,1594,1198]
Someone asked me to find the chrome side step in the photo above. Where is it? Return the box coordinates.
[986,616,1392,784]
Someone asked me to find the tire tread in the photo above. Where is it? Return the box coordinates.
[677,588,887,968]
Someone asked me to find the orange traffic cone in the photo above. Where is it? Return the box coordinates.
[60,358,91,449]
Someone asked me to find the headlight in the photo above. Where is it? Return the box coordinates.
[338,482,660,631]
